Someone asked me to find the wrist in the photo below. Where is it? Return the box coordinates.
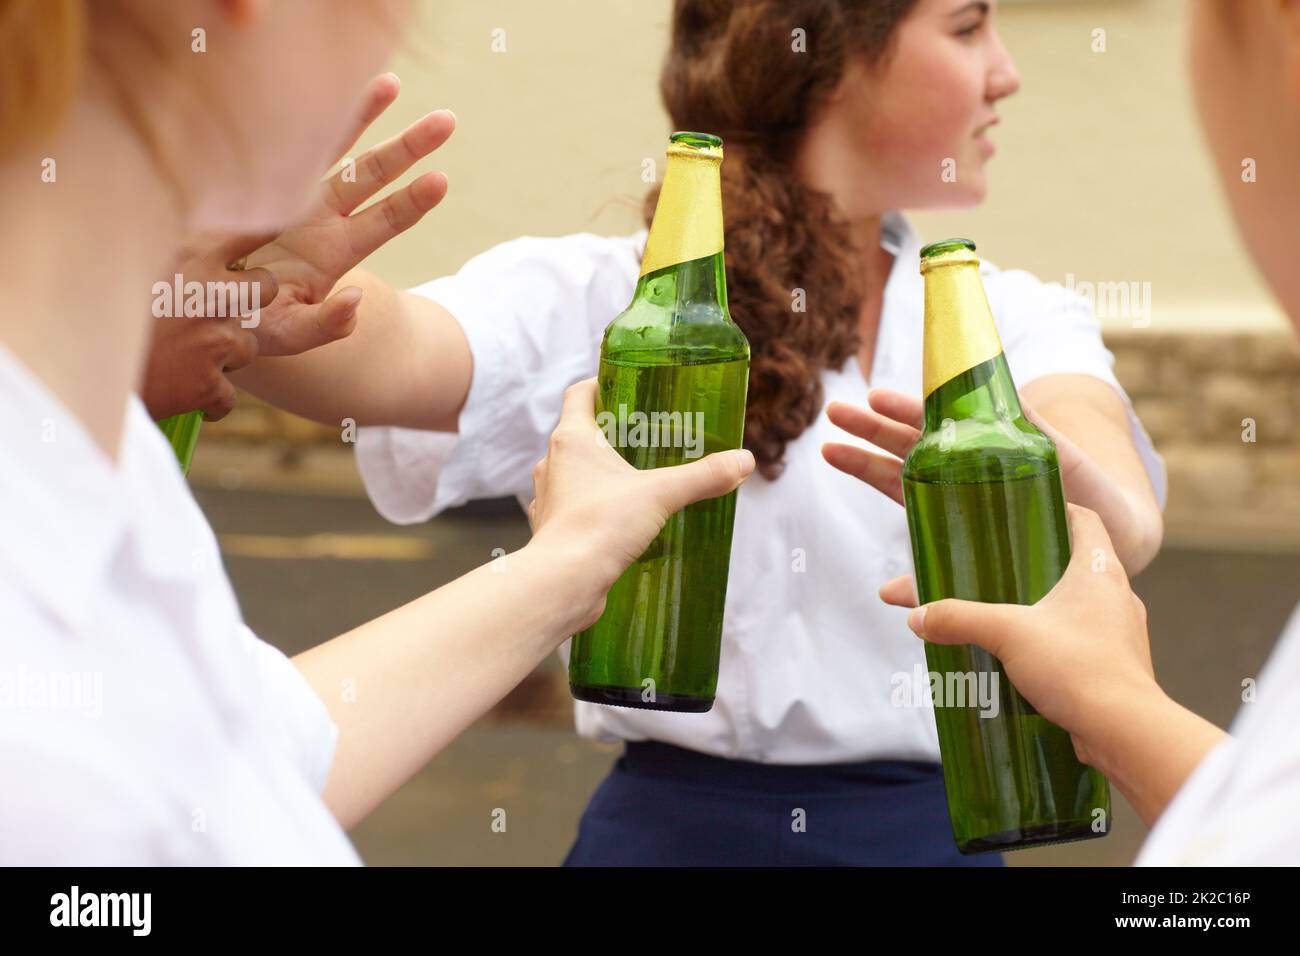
[1083,484,1162,576]
[512,536,611,636]
[1118,488,1163,573]
[1073,677,1173,779]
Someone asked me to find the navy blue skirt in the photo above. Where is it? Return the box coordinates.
[564,741,1004,867]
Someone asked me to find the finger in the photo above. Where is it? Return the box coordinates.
[1062,503,1126,581]
[820,441,904,505]
[879,574,918,608]
[328,72,402,169]
[222,327,260,373]
[200,374,238,422]
[558,378,599,423]
[531,457,549,502]
[825,399,919,459]
[327,109,455,215]
[526,498,538,533]
[652,448,755,513]
[255,287,363,357]
[867,387,924,430]
[233,266,280,314]
[342,171,449,263]
[907,598,1025,656]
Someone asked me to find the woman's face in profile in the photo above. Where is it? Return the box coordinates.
[799,0,1021,219]
[1189,0,1300,330]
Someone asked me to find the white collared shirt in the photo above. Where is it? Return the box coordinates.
[0,345,358,864]
[357,213,1167,765]
[1136,601,1300,865]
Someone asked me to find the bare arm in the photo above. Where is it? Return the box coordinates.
[231,267,471,432]
[1081,684,1227,827]
[296,540,593,829]
[293,380,756,830]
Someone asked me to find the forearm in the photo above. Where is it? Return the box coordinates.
[293,540,599,830]
[1083,687,1228,828]
[1059,430,1163,574]
[1024,375,1164,574]
[231,268,469,431]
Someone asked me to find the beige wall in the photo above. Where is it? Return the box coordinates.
[354,0,1284,331]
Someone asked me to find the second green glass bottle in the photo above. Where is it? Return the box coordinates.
[902,238,1110,853]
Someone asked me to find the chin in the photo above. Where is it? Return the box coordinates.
[908,178,987,212]
[953,180,988,207]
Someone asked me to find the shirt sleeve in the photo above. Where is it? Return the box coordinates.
[239,624,339,796]
[356,232,645,524]
[1135,603,1300,865]
[987,267,1168,510]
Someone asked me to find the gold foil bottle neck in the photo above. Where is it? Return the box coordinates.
[639,134,725,278]
[920,244,1004,398]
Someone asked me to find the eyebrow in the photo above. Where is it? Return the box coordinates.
[949,1,990,18]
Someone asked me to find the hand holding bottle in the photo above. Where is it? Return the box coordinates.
[881,504,1157,760]
[877,503,1227,825]
[142,233,276,420]
[526,379,756,633]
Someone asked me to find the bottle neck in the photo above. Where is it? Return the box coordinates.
[633,250,729,316]
[923,353,1024,431]
[638,138,725,288]
[920,253,1021,430]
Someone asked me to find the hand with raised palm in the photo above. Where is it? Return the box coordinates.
[142,74,453,419]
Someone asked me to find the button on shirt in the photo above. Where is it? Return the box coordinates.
[357,212,1167,765]
[0,345,359,864]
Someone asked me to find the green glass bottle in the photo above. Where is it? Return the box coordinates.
[902,238,1110,853]
[158,410,203,475]
[567,132,750,712]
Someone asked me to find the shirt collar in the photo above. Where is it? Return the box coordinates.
[881,209,920,259]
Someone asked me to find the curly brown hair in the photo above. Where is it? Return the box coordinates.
[647,0,919,479]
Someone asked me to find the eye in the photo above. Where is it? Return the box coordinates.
[953,1,990,39]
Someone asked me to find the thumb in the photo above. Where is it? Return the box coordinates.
[257,287,361,357]
[651,448,755,513]
[234,266,279,313]
[908,598,1026,658]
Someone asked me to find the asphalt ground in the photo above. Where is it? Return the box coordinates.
[194,486,1300,866]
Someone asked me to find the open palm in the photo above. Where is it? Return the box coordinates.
[242,74,454,356]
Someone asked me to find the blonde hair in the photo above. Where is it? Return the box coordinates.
[0,0,84,154]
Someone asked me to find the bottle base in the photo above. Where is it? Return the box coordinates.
[569,683,714,713]
[959,820,1109,855]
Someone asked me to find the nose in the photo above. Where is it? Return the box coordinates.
[987,33,1021,102]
